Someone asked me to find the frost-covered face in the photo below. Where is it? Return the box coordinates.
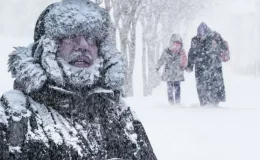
[48,35,103,89]
[58,35,98,68]
[170,42,181,52]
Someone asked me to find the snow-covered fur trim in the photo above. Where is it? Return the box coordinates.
[8,45,47,94]
[8,35,125,94]
[99,34,125,90]
[44,0,110,42]
[40,37,66,86]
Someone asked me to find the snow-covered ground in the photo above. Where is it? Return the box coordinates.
[126,69,260,160]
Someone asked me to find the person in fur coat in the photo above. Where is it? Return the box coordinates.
[0,0,157,159]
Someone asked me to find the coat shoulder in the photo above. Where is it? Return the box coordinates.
[0,90,31,125]
[210,31,222,40]
[0,90,32,159]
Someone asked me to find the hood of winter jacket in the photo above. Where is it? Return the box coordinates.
[169,34,183,49]
[197,22,212,38]
[169,34,183,44]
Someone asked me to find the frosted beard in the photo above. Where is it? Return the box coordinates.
[57,57,103,89]
[40,37,103,91]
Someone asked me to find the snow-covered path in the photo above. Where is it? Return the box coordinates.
[126,69,260,160]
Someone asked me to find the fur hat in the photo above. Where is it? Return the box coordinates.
[34,0,110,43]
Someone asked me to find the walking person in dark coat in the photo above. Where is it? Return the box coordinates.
[186,22,230,106]
[156,34,187,105]
[0,0,157,159]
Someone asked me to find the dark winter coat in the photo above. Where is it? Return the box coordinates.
[0,85,156,160]
[186,31,229,105]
